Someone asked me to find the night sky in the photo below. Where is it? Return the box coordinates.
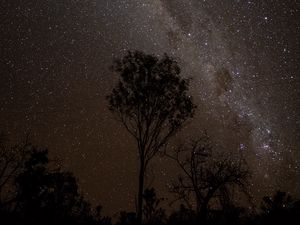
[0,0,299,216]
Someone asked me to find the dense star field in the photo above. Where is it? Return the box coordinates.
[0,0,299,216]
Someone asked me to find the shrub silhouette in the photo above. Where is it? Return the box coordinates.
[0,144,111,225]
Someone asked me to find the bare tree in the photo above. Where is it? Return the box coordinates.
[0,133,31,209]
[166,135,250,222]
[107,51,196,224]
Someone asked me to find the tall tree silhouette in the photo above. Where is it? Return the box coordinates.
[167,135,250,222]
[107,51,196,224]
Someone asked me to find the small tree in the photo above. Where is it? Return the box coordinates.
[107,51,196,224]
[167,136,250,222]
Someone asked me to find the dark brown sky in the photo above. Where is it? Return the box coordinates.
[0,0,299,216]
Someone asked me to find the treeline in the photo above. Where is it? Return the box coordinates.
[0,135,299,225]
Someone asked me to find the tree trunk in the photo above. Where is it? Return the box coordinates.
[137,156,145,225]
[200,198,209,224]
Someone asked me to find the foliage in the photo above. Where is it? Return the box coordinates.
[107,50,195,167]
[0,141,111,225]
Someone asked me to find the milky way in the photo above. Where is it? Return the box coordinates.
[0,0,299,215]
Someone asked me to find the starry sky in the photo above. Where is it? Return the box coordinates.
[0,0,299,216]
